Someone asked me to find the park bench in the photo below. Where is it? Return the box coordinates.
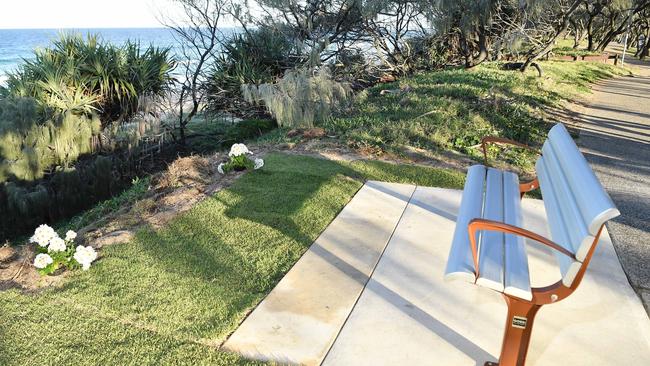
[444,123,620,366]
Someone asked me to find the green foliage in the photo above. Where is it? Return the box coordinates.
[183,118,276,154]
[326,61,625,171]
[4,33,175,126]
[0,34,173,241]
[0,97,101,182]
[0,155,121,241]
[206,26,300,117]
[0,153,462,364]
[222,119,277,144]
[242,68,352,128]
[219,154,255,173]
[34,237,80,276]
[59,176,151,234]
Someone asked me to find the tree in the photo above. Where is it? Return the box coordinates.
[230,0,367,65]
[600,0,650,51]
[361,0,431,74]
[161,0,231,145]
[433,0,512,68]
[496,0,583,71]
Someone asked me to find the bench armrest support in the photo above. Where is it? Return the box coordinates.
[480,136,541,167]
[467,218,576,279]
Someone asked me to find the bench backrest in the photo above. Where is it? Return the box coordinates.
[535,124,620,286]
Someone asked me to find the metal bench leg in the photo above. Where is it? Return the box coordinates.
[485,294,541,366]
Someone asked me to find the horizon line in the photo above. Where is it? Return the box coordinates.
[0,26,169,30]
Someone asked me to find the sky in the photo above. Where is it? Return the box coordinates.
[0,0,180,29]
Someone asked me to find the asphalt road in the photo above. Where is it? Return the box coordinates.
[575,59,650,313]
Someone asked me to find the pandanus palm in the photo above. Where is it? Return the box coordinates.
[5,33,175,127]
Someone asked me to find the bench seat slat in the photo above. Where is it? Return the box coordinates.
[476,168,505,292]
[536,158,582,286]
[444,165,486,283]
[503,171,532,301]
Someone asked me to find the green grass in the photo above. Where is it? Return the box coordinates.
[0,153,463,365]
[552,39,603,57]
[325,61,625,171]
[184,118,276,154]
[553,46,602,57]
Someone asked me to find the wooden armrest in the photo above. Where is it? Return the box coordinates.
[467,218,575,279]
[480,136,541,167]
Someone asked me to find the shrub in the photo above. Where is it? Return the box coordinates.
[3,33,175,126]
[29,225,97,275]
[205,26,301,117]
[0,34,175,241]
[0,97,101,182]
[217,143,264,174]
[0,154,122,240]
[242,68,352,128]
[222,119,277,144]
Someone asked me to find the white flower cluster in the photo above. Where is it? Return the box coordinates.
[254,158,264,170]
[65,230,77,241]
[48,237,67,252]
[34,253,54,269]
[218,143,265,174]
[29,225,97,273]
[229,143,252,157]
[73,246,98,271]
[30,224,57,247]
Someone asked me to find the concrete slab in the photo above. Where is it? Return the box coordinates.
[223,181,415,365]
[323,187,650,365]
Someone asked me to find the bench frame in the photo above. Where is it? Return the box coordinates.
[474,136,608,366]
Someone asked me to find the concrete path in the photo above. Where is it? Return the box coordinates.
[225,182,650,365]
[574,60,650,312]
[223,181,415,364]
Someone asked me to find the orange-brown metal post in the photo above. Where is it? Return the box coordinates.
[485,295,541,366]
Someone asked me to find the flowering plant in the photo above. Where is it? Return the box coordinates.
[217,143,264,174]
[30,225,97,275]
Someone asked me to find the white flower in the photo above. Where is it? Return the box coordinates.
[228,143,251,157]
[34,253,53,269]
[65,230,77,241]
[74,246,98,271]
[48,237,67,252]
[30,224,57,247]
[254,158,264,170]
[217,163,225,174]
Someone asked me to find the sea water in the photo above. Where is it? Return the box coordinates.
[0,28,193,84]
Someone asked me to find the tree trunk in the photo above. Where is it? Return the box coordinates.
[179,121,186,145]
[640,28,650,59]
[474,27,490,65]
[463,27,489,68]
[586,16,597,51]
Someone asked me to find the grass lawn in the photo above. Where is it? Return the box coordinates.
[0,153,463,365]
[324,61,626,170]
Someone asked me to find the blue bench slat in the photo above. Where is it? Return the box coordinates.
[476,168,505,292]
[503,171,532,301]
[444,165,486,283]
[537,158,582,286]
[542,141,595,259]
[547,124,620,238]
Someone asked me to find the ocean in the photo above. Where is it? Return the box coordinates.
[0,28,185,84]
